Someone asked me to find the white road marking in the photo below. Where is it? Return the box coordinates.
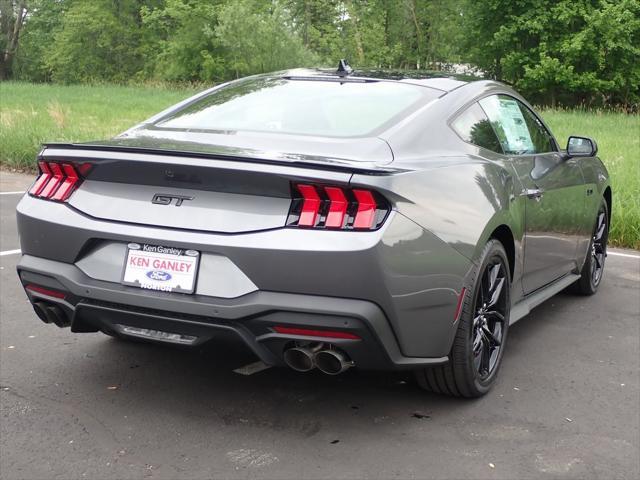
[233,361,272,376]
[608,251,640,259]
[0,249,21,257]
[0,191,25,195]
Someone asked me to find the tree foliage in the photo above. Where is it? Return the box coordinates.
[461,0,640,107]
[3,0,639,107]
[0,0,28,79]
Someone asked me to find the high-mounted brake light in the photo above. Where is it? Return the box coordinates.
[287,183,390,231]
[29,161,91,202]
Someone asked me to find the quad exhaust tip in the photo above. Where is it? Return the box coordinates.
[33,301,70,328]
[283,343,354,375]
[283,343,323,372]
[314,349,354,375]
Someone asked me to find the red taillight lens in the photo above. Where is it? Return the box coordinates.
[39,162,64,198]
[324,186,348,228]
[28,161,91,202]
[287,183,389,231]
[51,163,80,201]
[297,184,322,227]
[29,161,53,196]
[273,325,361,340]
[352,189,377,229]
[25,284,67,299]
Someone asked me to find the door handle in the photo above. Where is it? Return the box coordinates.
[523,188,544,200]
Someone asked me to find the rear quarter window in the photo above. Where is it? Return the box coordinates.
[452,102,504,154]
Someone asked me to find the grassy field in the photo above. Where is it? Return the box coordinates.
[539,109,640,250]
[1,82,638,249]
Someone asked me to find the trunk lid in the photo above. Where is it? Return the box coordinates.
[86,126,394,167]
[41,143,398,234]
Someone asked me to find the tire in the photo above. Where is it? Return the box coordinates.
[415,239,511,398]
[570,199,609,296]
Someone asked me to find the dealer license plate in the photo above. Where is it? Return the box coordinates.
[122,243,200,294]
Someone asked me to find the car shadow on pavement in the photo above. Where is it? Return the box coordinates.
[52,329,486,438]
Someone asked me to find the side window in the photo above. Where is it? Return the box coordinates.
[519,104,555,153]
[451,102,503,154]
[479,95,554,155]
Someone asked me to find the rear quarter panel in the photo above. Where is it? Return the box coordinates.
[352,157,526,298]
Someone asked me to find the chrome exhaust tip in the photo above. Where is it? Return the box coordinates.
[283,343,322,372]
[315,349,354,375]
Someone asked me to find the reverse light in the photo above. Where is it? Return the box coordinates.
[287,183,389,230]
[273,325,361,340]
[29,161,91,202]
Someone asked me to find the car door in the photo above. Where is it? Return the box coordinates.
[478,94,586,294]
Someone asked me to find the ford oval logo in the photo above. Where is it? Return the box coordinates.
[146,270,172,282]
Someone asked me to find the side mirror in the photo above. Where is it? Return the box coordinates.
[566,136,597,158]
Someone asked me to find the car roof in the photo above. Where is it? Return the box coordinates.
[277,68,482,93]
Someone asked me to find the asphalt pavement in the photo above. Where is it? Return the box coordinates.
[1,172,639,479]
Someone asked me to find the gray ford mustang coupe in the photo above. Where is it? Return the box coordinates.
[16,65,611,397]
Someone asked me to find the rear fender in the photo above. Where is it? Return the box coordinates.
[352,159,525,285]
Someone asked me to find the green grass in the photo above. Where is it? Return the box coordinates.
[1,82,638,249]
[0,82,195,167]
[540,109,640,250]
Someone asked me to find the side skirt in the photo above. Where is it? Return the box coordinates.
[510,273,581,325]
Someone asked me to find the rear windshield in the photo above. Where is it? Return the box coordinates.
[155,78,438,137]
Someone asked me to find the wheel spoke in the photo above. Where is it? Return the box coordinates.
[482,326,501,346]
[473,329,483,354]
[594,213,605,241]
[594,253,602,269]
[480,336,491,374]
[488,277,505,308]
[484,310,505,322]
[478,274,486,308]
[488,263,500,293]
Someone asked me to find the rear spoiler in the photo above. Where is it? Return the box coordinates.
[42,142,409,176]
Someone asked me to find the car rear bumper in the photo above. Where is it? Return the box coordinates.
[18,254,448,370]
[17,195,472,358]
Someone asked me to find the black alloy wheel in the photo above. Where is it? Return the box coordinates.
[415,239,511,397]
[571,199,609,295]
[472,260,507,381]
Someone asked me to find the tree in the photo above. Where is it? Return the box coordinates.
[461,0,640,107]
[13,0,67,82]
[45,0,147,83]
[140,0,224,81]
[216,0,317,78]
[0,0,28,80]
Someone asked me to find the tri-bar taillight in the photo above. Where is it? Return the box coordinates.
[29,161,91,202]
[287,183,390,230]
